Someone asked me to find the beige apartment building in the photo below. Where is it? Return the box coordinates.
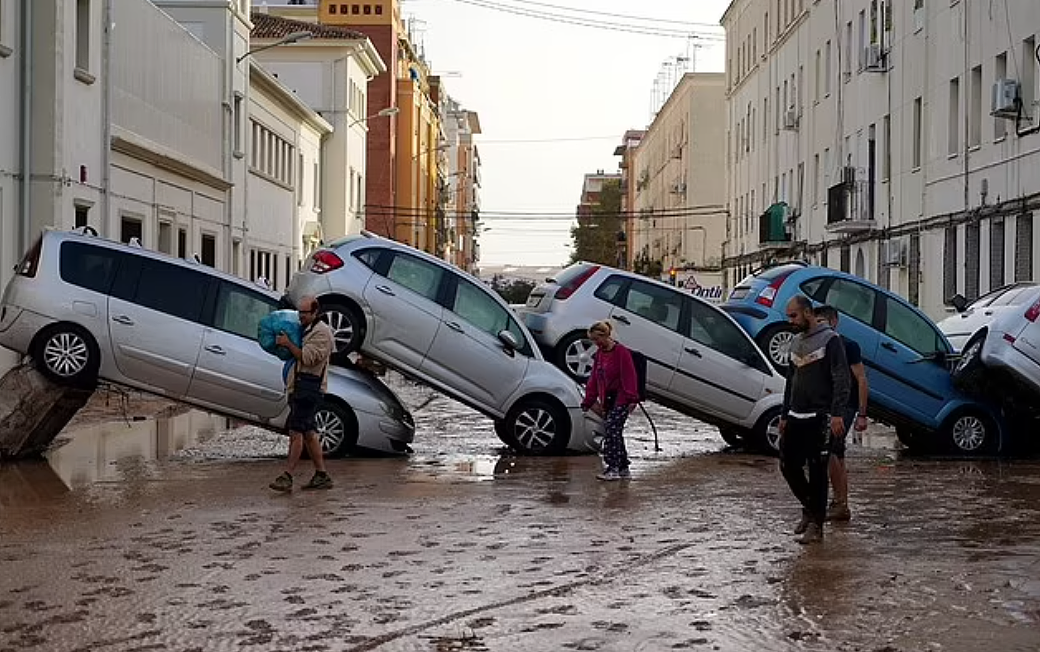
[723,0,1040,320]
[628,73,728,278]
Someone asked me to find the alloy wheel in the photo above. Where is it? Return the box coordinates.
[955,340,981,375]
[563,337,596,379]
[324,310,355,353]
[315,408,346,454]
[951,414,987,452]
[765,413,783,452]
[43,332,90,378]
[768,330,795,366]
[513,407,558,452]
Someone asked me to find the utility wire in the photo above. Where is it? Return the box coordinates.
[506,0,723,28]
[472,135,622,144]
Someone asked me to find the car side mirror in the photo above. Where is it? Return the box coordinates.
[932,351,947,366]
[951,294,968,313]
[498,330,520,351]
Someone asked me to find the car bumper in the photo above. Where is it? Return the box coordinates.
[355,406,416,454]
[981,330,1040,394]
[0,305,52,356]
[567,407,604,453]
[283,274,333,307]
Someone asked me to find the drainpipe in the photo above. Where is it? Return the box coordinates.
[18,0,33,255]
[101,0,113,234]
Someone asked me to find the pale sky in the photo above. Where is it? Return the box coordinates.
[406,0,731,267]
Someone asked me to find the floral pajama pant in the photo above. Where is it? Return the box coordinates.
[601,405,631,472]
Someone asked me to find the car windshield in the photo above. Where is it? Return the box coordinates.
[737,263,805,286]
[548,263,595,286]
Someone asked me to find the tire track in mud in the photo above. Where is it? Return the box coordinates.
[344,540,694,651]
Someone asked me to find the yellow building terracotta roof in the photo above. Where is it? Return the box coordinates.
[250,12,367,40]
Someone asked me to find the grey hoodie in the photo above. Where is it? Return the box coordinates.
[782,323,851,418]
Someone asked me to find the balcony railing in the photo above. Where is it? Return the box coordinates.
[759,203,792,248]
[826,173,876,233]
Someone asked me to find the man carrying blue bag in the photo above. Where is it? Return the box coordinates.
[262,296,335,492]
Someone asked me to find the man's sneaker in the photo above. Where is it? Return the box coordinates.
[794,511,812,535]
[596,469,622,481]
[618,468,632,479]
[827,502,851,522]
[269,472,293,493]
[796,522,823,544]
[302,471,333,491]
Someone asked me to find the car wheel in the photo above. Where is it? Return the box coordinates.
[502,398,570,455]
[718,427,745,448]
[951,334,986,395]
[896,427,927,452]
[321,301,364,356]
[752,408,783,455]
[757,325,795,374]
[555,331,596,382]
[944,409,996,455]
[494,419,521,450]
[34,324,100,388]
[314,399,358,458]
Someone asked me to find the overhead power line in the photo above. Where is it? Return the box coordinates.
[363,203,729,219]
[475,135,621,144]
[507,0,724,28]
[440,0,726,39]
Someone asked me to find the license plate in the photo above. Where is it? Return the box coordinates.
[729,288,749,300]
[526,294,542,308]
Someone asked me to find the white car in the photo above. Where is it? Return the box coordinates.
[518,262,786,451]
[952,285,1040,407]
[937,283,1039,351]
[283,232,603,455]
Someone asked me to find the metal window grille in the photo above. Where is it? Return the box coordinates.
[909,233,921,306]
[989,219,1005,289]
[943,226,958,303]
[1015,213,1033,282]
[965,222,980,300]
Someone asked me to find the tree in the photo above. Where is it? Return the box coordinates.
[570,179,624,266]
[488,275,537,305]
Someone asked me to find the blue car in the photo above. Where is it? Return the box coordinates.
[721,262,1006,455]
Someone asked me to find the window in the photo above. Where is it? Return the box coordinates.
[948,77,960,156]
[59,242,120,294]
[884,298,942,356]
[130,260,210,323]
[120,214,142,244]
[823,279,876,324]
[909,233,921,305]
[201,233,216,267]
[375,4,383,14]
[450,279,522,344]
[593,275,627,305]
[75,204,90,228]
[882,114,891,179]
[363,4,371,14]
[313,162,321,210]
[989,285,1035,307]
[943,226,958,302]
[158,222,173,254]
[353,248,382,270]
[813,154,820,204]
[969,66,982,148]
[995,53,1008,140]
[1016,213,1033,282]
[912,97,923,168]
[233,93,244,156]
[297,153,305,206]
[620,281,682,332]
[386,254,443,301]
[233,240,241,276]
[799,276,827,301]
[858,10,867,70]
[814,49,821,102]
[1024,37,1037,126]
[965,222,980,300]
[824,40,832,96]
[990,219,1005,289]
[248,120,294,186]
[686,299,760,367]
[75,0,91,73]
[213,282,277,340]
[843,22,852,77]
[352,4,360,14]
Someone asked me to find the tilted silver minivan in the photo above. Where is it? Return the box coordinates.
[0,228,415,457]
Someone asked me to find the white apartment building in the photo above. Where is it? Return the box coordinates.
[440,94,483,271]
[248,62,332,291]
[629,72,728,276]
[723,0,1040,321]
[250,10,387,242]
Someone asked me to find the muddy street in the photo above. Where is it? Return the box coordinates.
[2,377,1039,652]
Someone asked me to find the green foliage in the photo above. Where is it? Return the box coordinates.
[488,274,537,304]
[570,179,624,266]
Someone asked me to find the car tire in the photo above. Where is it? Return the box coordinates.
[554,331,596,382]
[751,407,783,455]
[757,325,795,374]
[321,301,365,358]
[501,398,570,455]
[494,419,521,450]
[951,334,986,396]
[314,399,359,458]
[34,324,100,389]
[896,426,927,453]
[943,409,997,456]
[718,427,745,448]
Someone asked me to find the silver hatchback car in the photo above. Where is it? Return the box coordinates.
[283,232,603,455]
[518,262,786,450]
[0,229,415,458]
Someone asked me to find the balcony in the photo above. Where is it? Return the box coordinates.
[826,170,876,234]
[759,202,792,250]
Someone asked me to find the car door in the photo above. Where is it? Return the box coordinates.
[671,297,768,422]
[187,281,286,420]
[819,276,882,379]
[607,279,684,398]
[873,295,951,427]
[107,257,211,397]
[361,250,445,371]
[420,273,531,413]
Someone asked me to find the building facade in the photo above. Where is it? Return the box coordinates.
[613,129,645,269]
[629,73,727,277]
[247,63,332,291]
[438,92,482,272]
[723,0,1040,320]
[249,11,386,245]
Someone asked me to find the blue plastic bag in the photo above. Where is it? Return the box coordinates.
[282,359,295,385]
[258,309,303,361]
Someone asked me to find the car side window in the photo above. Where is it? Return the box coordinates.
[385,253,443,301]
[989,286,1033,307]
[799,276,827,301]
[884,297,942,356]
[59,242,120,295]
[621,281,683,332]
[824,279,876,325]
[213,282,278,340]
[353,248,382,270]
[593,275,627,305]
[687,298,762,364]
[128,259,211,323]
[451,278,531,356]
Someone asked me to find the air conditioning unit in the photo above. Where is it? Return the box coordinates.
[864,43,885,71]
[992,79,1020,119]
[782,108,799,130]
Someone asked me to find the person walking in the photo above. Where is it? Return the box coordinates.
[269,296,335,492]
[814,305,869,522]
[779,295,850,543]
[581,320,639,481]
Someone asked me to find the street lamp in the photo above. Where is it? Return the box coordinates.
[347,106,399,129]
[237,30,313,64]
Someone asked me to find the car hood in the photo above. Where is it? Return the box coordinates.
[328,363,412,420]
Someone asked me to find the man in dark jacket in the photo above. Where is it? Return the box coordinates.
[779,295,850,544]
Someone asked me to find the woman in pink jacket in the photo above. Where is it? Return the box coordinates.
[581,320,640,481]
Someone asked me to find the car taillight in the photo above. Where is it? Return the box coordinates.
[1025,298,1040,322]
[16,239,42,278]
[554,265,600,301]
[755,273,792,308]
[310,250,344,274]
